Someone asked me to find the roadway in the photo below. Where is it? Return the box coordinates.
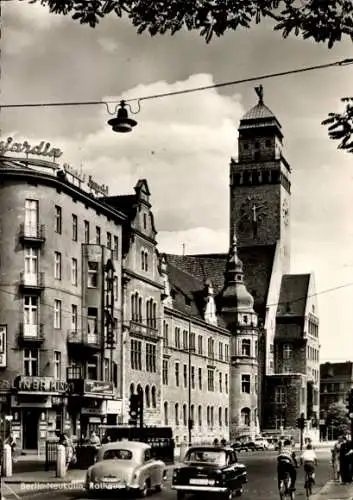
[22,449,333,500]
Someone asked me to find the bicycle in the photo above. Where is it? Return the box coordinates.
[279,472,295,500]
[304,468,315,499]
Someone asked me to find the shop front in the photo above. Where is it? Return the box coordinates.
[68,379,114,440]
[12,376,69,451]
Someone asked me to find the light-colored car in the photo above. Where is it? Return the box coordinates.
[84,440,167,496]
[254,438,269,450]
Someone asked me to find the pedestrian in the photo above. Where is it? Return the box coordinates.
[338,436,351,483]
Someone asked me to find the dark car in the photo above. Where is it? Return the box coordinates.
[232,441,256,452]
[172,446,247,499]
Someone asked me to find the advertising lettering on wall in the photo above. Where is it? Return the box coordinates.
[83,380,114,396]
[0,137,63,159]
[15,376,68,393]
[0,326,7,368]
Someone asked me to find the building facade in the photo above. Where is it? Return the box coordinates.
[161,256,230,445]
[0,155,124,450]
[103,180,164,426]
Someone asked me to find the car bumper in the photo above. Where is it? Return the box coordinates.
[85,482,139,492]
[172,485,228,493]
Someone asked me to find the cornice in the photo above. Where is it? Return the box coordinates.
[164,306,230,336]
[123,268,164,290]
[0,167,127,223]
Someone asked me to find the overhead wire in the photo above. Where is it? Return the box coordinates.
[0,58,352,110]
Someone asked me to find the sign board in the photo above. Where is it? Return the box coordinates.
[15,376,68,394]
[83,380,114,397]
[0,326,7,368]
[0,137,63,159]
[105,399,122,414]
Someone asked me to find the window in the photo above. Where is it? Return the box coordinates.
[163,321,169,347]
[275,386,286,404]
[207,369,214,391]
[145,386,150,408]
[54,351,61,379]
[71,305,78,332]
[131,292,142,323]
[198,367,202,390]
[182,330,188,351]
[84,220,90,243]
[96,226,101,244]
[198,406,202,427]
[163,359,169,385]
[225,408,228,426]
[87,356,98,379]
[198,335,203,355]
[164,402,168,425]
[146,343,156,372]
[191,366,195,389]
[190,405,194,425]
[146,299,157,328]
[24,348,38,376]
[219,372,222,392]
[219,342,223,360]
[175,362,180,387]
[87,307,98,338]
[143,213,147,229]
[24,199,38,235]
[71,258,78,286]
[24,248,38,276]
[225,344,229,362]
[175,327,181,349]
[240,408,250,426]
[131,340,142,370]
[283,344,292,360]
[219,407,222,427]
[208,338,214,359]
[54,252,62,280]
[87,261,98,288]
[24,296,38,326]
[113,235,119,255]
[141,250,149,271]
[54,299,62,329]
[104,358,110,381]
[183,364,188,388]
[183,404,187,426]
[254,375,258,393]
[225,373,228,393]
[107,232,112,249]
[241,374,251,393]
[72,214,77,241]
[175,403,179,426]
[242,339,251,357]
[55,205,62,234]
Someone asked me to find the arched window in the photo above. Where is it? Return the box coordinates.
[136,383,142,397]
[164,402,168,425]
[198,406,202,427]
[141,249,145,271]
[145,385,150,408]
[144,251,149,271]
[207,406,210,427]
[219,407,222,427]
[130,383,135,395]
[175,403,179,426]
[190,404,194,424]
[225,408,228,426]
[151,386,156,408]
[240,408,251,427]
[152,302,156,328]
[210,406,214,427]
[183,404,187,426]
[138,297,142,322]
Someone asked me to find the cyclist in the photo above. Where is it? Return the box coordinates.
[277,438,298,492]
[301,443,317,485]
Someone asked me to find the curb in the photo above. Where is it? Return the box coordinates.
[310,480,340,500]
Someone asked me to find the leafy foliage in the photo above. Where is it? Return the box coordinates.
[325,402,350,435]
[24,0,353,150]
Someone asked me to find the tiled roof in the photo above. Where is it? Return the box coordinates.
[166,244,276,319]
[276,274,311,317]
[165,259,227,329]
[241,103,276,121]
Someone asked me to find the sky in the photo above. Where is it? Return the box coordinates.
[1,1,353,363]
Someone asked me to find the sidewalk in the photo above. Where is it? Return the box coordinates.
[312,480,353,499]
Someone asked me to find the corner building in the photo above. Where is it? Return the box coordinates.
[0,156,124,451]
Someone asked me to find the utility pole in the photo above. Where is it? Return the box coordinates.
[187,319,193,446]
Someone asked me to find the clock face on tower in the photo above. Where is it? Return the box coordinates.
[282,199,289,226]
[238,195,268,239]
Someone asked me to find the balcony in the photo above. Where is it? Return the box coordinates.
[19,223,46,244]
[18,323,45,345]
[19,272,45,292]
[130,320,158,340]
[67,330,101,352]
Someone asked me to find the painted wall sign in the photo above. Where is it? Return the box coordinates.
[0,137,63,159]
[83,379,114,396]
[15,376,68,393]
[0,326,7,368]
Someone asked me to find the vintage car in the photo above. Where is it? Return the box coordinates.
[84,440,167,496]
[172,446,247,499]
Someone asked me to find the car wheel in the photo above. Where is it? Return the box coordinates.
[155,484,162,492]
[223,489,234,500]
[140,479,149,498]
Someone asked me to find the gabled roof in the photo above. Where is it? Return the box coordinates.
[276,274,311,318]
[166,244,276,318]
[165,258,227,329]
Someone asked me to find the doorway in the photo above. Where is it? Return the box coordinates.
[22,409,39,450]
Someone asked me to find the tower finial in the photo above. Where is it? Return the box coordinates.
[254,84,263,104]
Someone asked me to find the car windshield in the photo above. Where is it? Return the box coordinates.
[185,449,227,466]
[102,449,133,460]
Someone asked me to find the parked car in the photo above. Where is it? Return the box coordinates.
[231,441,256,453]
[172,445,247,499]
[84,440,167,496]
[254,438,269,450]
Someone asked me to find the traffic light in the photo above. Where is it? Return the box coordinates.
[346,389,353,418]
[129,394,140,426]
